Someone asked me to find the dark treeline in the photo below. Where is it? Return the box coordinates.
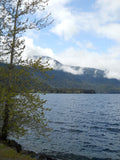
[45,88,96,94]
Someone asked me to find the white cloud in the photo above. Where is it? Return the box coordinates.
[95,0,120,21]
[97,23,120,42]
[56,47,120,79]
[47,0,120,42]
[47,0,80,40]
[22,37,54,59]
[85,42,96,50]
[74,40,96,50]
[23,37,120,79]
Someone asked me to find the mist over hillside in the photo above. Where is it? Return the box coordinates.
[36,56,106,77]
[34,56,120,93]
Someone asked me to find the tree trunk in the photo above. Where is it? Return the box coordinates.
[1,103,9,141]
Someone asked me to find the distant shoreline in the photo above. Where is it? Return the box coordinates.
[43,88,96,94]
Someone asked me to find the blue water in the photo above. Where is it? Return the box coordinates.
[17,94,120,160]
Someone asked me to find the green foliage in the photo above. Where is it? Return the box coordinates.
[0,0,52,140]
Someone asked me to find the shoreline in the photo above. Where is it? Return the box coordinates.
[0,138,117,160]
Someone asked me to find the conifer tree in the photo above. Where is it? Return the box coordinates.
[0,0,52,140]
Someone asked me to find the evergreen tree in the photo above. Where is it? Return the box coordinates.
[0,0,52,140]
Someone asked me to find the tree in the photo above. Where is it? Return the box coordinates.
[0,0,52,141]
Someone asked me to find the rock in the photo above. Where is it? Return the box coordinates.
[7,139,22,153]
[38,154,55,160]
[22,150,39,159]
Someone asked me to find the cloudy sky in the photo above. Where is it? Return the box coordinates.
[23,0,120,79]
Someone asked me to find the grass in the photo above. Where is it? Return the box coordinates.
[0,143,36,160]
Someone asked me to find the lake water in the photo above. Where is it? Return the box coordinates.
[17,94,120,160]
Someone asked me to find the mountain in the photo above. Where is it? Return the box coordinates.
[41,56,104,76]
[38,56,120,93]
[1,56,120,93]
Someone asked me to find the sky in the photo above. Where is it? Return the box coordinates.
[23,0,120,79]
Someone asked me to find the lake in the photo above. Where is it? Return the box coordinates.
[16,94,120,160]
